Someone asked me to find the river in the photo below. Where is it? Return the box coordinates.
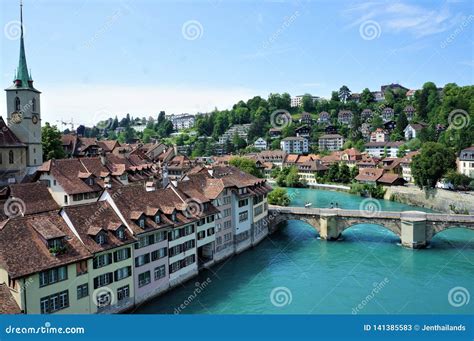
[134,188,474,314]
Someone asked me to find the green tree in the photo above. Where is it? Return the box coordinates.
[268,187,290,206]
[229,157,263,178]
[338,164,351,183]
[302,94,315,112]
[41,123,66,161]
[338,85,351,103]
[360,88,374,105]
[411,142,456,189]
[285,166,304,187]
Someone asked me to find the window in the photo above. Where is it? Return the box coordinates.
[155,215,161,224]
[114,266,132,281]
[155,231,166,242]
[32,98,36,112]
[239,211,248,222]
[224,220,232,230]
[136,235,151,249]
[93,273,113,289]
[40,290,69,314]
[114,248,131,262]
[9,150,14,164]
[47,238,63,250]
[135,253,150,267]
[14,97,20,111]
[138,219,145,228]
[96,233,107,245]
[154,265,166,280]
[206,215,215,223]
[117,285,130,301]
[207,227,215,236]
[0,153,2,164]
[39,266,68,287]
[197,218,205,226]
[138,271,151,287]
[93,253,112,269]
[197,231,206,240]
[224,233,232,242]
[185,225,194,235]
[171,212,177,222]
[223,208,231,218]
[224,196,231,205]
[238,199,248,207]
[216,236,222,245]
[151,247,167,261]
[254,205,263,216]
[116,228,125,240]
[77,284,89,300]
[76,261,88,276]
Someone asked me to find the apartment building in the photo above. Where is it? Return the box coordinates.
[280,137,309,154]
[318,134,344,151]
[61,202,135,314]
[458,146,474,178]
[0,212,92,314]
[364,141,404,158]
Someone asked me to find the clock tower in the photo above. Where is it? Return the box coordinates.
[5,1,42,173]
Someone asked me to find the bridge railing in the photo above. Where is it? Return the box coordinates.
[268,205,474,223]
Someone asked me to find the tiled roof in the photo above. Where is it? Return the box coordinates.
[0,117,26,148]
[37,159,102,195]
[319,134,343,139]
[0,212,91,279]
[378,173,405,184]
[365,141,404,148]
[0,283,21,314]
[355,168,384,182]
[8,182,59,215]
[62,201,134,253]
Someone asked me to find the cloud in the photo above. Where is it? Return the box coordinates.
[343,1,466,38]
[0,84,258,127]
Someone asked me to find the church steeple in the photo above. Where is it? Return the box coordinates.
[13,0,34,89]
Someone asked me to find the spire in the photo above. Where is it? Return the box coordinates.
[14,0,32,88]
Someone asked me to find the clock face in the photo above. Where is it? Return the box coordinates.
[32,114,39,124]
[11,112,23,124]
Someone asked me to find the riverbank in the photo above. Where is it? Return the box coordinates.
[384,186,474,214]
[267,179,350,193]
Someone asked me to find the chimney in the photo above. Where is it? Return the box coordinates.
[145,181,156,192]
[162,163,169,188]
[100,150,107,166]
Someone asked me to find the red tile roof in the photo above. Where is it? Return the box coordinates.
[0,117,26,148]
[0,283,21,314]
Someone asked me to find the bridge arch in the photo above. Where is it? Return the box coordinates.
[269,213,321,233]
[337,218,401,237]
[429,224,474,239]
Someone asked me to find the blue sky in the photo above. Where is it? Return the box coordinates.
[1,0,473,127]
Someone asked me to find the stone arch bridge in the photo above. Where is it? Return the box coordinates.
[268,205,474,248]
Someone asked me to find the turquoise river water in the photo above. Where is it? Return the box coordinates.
[134,188,474,314]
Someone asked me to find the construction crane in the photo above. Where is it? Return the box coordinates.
[55,119,75,131]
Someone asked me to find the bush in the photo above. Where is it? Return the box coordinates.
[268,187,290,206]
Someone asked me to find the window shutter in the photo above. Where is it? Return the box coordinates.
[114,270,118,282]
[113,251,118,263]
[127,266,132,277]
[108,253,113,264]
[135,257,139,268]
[126,248,131,259]
[148,234,154,245]
[108,272,113,284]
[93,258,98,269]
[93,277,98,289]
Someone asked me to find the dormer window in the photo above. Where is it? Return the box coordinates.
[48,238,63,249]
[155,214,161,224]
[97,233,107,245]
[139,219,145,228]
[172,211,177,222]
[117,228,125,240]
[87,178,95,185]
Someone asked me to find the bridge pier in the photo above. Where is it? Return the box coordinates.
[400,218,427,249]
[320,213,340,240]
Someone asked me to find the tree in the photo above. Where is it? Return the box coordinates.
[302,94,315,112]
[395,111,408,135]
[268,187,290,206]
[232,132,247,151]
[229,157,263,178]
[338,164,351,183]
[338,85,351,103]
[42,123,66,161]
[327,163,340,182]
[285,166,304,187]
[411,142,456,189]
[361,88,374,105]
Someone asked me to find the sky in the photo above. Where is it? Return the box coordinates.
[0,0,473,128]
